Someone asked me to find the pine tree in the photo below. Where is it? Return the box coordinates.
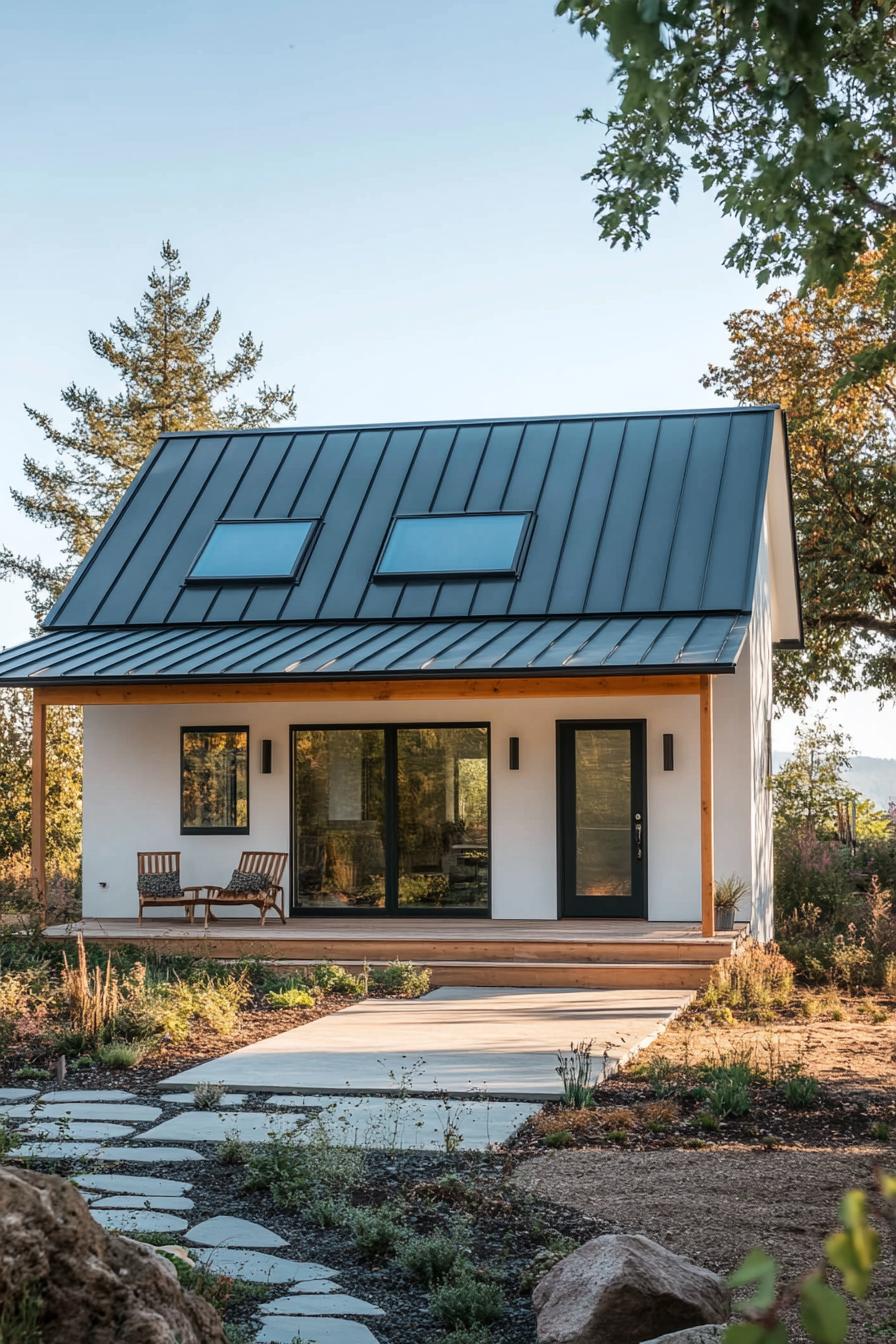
[1,240,297,620]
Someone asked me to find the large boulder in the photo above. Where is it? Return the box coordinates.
[0,1165,226,1343]
[641,1330,728,1343]
[533,1233,730,1344]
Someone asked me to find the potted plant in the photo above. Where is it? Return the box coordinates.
[713,874,750,931]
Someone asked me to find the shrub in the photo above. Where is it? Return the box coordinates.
[777,1067,821,1109]
[398,1230,468,1285]
[346,1203,405,1260]
[304,961,364,998]
[94,1040,147,1068]
[264,985,315,1009]
[0,1116,21,1161]
[695,1062,753,1117]
[368,960,432,998]
[555,1040,596,1108]
[217,1133,247,1166]
[429,1274,505,1328]
[243,1129,364,1209]
[702,941,794,1019]
[193,1082,224,1109]
[639,1054,682,1097]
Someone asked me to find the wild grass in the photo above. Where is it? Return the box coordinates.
[555,1040,596,1108]
[701,941,795,1020]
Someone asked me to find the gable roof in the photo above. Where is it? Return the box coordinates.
[0,406,800,685]
[44,407,780,630]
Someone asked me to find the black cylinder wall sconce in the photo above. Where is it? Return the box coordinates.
[662,733,674,771]
[508,737,520,770]
[261,739,273,774]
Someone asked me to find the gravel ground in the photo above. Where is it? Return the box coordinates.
[512,1145,896,1342]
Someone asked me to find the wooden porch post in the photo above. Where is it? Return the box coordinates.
[699,674,715,937]
[31,689,47,926]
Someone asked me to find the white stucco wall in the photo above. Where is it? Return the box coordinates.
[83,691,712,922]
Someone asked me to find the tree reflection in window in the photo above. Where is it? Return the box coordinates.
[181,728,249,833]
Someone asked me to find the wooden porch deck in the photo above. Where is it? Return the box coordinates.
[45,917,745,989]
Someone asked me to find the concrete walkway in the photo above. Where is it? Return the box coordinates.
[164,986,692,1099]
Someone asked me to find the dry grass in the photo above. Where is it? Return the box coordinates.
[702,940,795,1019]
[60,934,120,1037]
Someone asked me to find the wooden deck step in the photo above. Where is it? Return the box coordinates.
[266,957,714,990]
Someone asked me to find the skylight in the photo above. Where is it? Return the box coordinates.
[375,512,532,579]
[188,519,317,583]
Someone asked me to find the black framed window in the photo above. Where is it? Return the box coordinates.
[181,727,249,834]
[187,518,318,583]
[291,724,490,915]
[374,512,532,579]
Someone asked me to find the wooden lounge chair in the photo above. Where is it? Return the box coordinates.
[199,851,288,927]
[137,851,204,924]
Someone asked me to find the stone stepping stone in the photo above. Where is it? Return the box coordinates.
[91,1195,194,1211]
[286,1280,340,1294]
[159,1092,247,1107]
[91,1208,189,1234]
[268,1093,539,1151]
[256,1319,380,1344]
[186,1216,285,1249]
[262,1294,384,1317]
[38,1089,137,1102]
[140,1111,309,1144]
[197,1249,335,1284]
[17,1121,136,1140]
[4,1102,161,1122]
[72,1173,192,1196]
[0,1087,37,1101]
[98,1146,205,1162]
[15,1141,103,1160]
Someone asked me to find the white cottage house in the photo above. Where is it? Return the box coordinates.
[0,408,802,987]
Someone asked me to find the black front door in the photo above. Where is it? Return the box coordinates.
[557,721,646,918]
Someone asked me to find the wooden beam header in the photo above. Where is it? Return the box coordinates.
[33,672,704,707]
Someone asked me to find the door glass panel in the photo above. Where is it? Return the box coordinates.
[574,728,632,899]
[395,727,489,910]
[293,729,386,909]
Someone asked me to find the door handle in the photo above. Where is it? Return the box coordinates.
[634,813,642,860]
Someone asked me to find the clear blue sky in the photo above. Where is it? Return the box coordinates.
[0,0,888,755]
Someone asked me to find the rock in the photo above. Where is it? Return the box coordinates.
[533,1234,730,1344]
[640,1330,727,1343]
[0,1165,226,1343]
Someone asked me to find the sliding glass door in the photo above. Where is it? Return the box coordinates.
[291,724,490,915]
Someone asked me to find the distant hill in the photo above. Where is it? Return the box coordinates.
[773,751,896,811]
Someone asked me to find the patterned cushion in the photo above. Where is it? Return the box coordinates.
[224,868,271,896]
[138,871,182,898]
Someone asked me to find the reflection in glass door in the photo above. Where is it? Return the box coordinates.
[292,724,490,915]
[557,721,646,918]
[292,728,387,910]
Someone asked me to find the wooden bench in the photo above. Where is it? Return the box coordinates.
[197,851,288,927]
[137,851,208,924]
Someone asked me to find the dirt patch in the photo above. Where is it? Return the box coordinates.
[511,1145,896,1340]
[645,1001,896,1100]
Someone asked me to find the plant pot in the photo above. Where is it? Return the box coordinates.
[714,906,735,931]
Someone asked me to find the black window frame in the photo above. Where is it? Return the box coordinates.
[372,511,535,581]
[185,517,320,585]
[289,722,492,918]
[180,725,250,835]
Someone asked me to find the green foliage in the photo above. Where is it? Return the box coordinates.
[0,691,81,884]
[774,722,855,837]
[702,255,896,704]
[217,1134,247,1166]
[368,960,432,998]
[264,985,315,1010]
[192,1083,224,1110]
[93,1040,147,1068]
[1,240,296,622]
[696,1063,753,1118]
[557,0,896,301]
[303,961,364,998]
[776,1067,821,1109]
[555,1039,596,1108]
[0,1283,43,1344]
[398,1229,469,1285]
[243,1128,364,1211]
[724,1172,894,1341]
[164,1256,268,1311]
[345,1202,406,1261]
[0,1116,21,1162]
[429,1274,505,1329]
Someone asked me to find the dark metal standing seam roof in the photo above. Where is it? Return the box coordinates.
[0,408,780,684]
